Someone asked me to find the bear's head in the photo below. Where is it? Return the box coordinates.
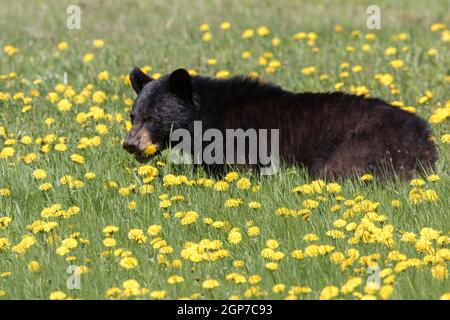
[123,68,196,163]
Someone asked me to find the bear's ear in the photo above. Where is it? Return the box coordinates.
[129,67,152,94]
[169,68,192,103]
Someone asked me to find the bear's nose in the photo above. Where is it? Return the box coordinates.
[123,140,138,154]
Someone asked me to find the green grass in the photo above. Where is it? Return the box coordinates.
[0,0,449,300]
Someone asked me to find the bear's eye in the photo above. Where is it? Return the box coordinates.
[130,114,135,123]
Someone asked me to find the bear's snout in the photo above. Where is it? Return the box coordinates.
[123,138,139,154]
[123,124,154,155]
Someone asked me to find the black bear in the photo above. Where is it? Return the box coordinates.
[123,67,437,178]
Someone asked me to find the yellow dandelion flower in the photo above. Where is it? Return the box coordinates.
[265,262,278,270]
[57,41,69,51]
[242,29,254,39]
[248,201,261,209]
[257,26,270,36]
[120,256,138,269]
[93,39,105,48]
[390,59,404,69]
[228,230,242,244]
[82,53,94,63]
[27,261,41,272]
[49,291,67,300]
[202,279,219,289]
[320,285,339,300]
[202,32,212,42]
[70,154,85,164]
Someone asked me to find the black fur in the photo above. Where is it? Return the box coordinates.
[124,68,437,178]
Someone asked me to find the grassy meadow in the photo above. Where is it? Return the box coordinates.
[0,0,449,300]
